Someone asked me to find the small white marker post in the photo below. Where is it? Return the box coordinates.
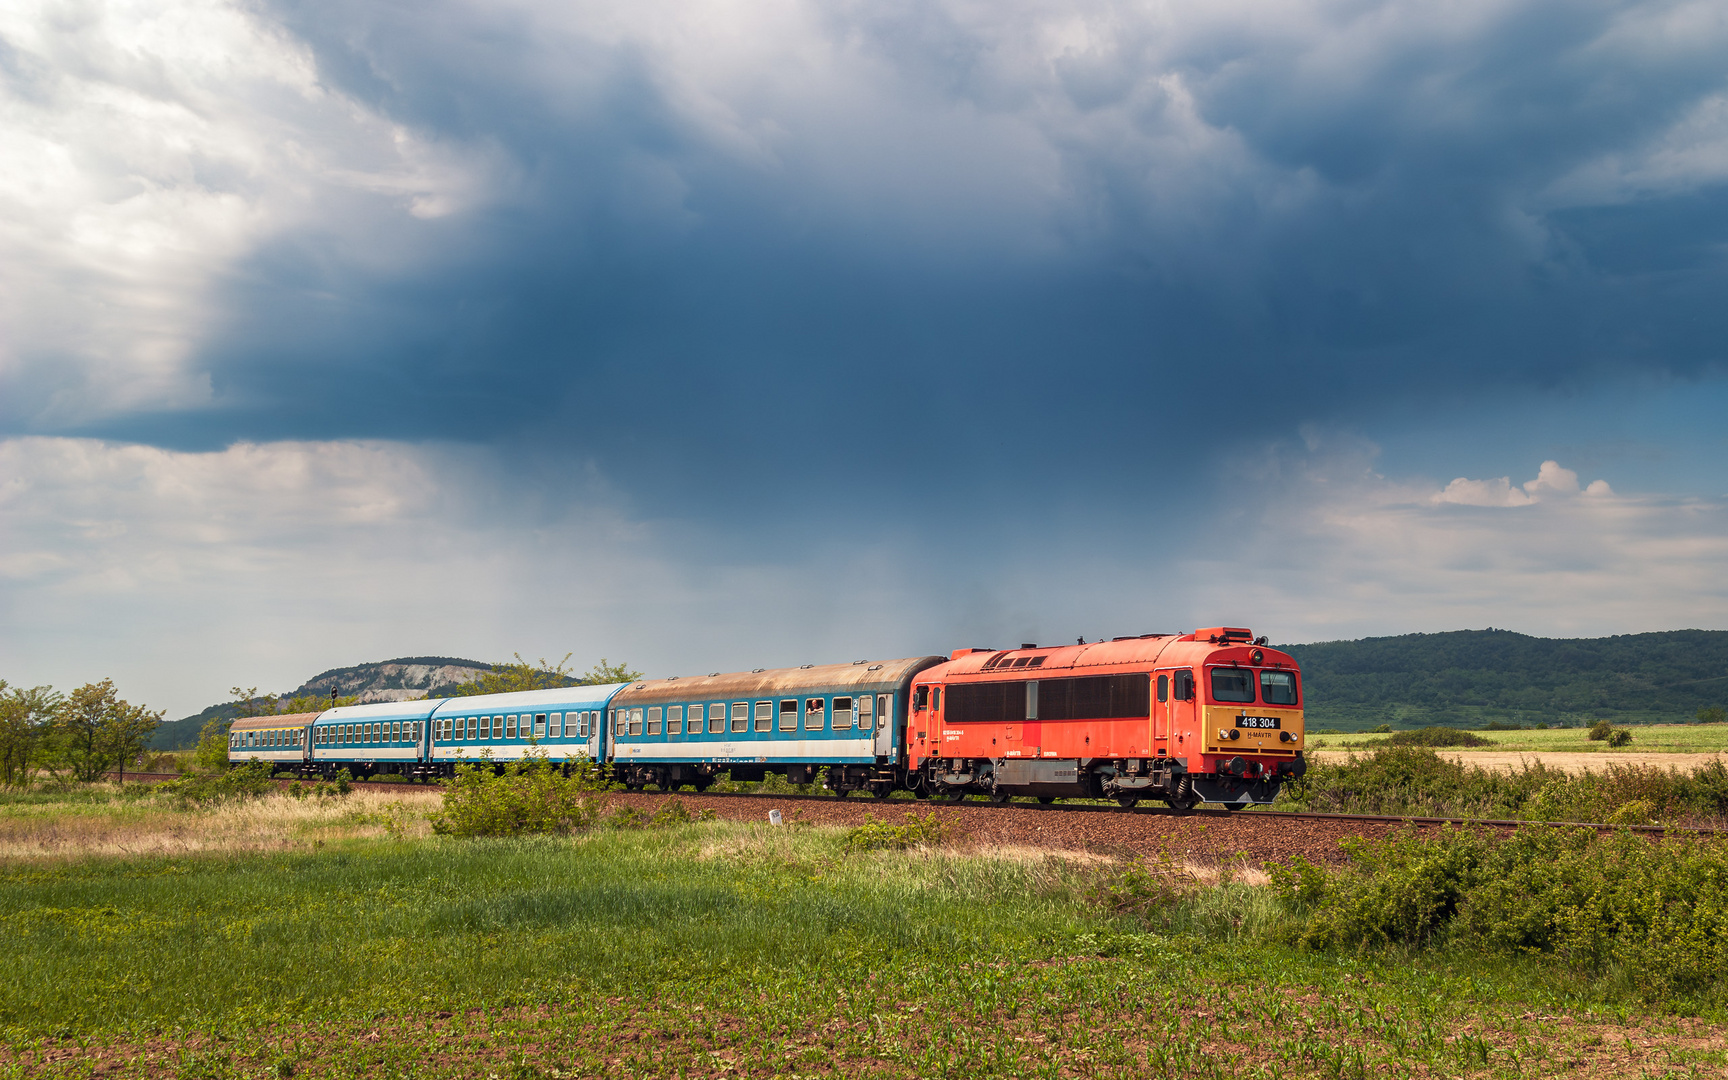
[768,809,783,826]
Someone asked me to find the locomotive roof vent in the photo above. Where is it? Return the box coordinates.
[853,659,867,665]
[800,664,813,669]
[1020,642,1038,649]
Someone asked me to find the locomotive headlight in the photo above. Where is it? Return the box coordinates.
[1218,728,1230,741]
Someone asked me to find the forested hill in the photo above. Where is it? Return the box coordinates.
[1281,629,1728,730]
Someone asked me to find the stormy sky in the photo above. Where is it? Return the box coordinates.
[3,0,1727,716]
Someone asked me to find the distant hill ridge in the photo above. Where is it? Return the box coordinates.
[149,656,494,750]
[1282,628,1728,730]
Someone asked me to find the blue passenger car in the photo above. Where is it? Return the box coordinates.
[424,683,627,776]
[606,657,944,795]
[310,699,444,779]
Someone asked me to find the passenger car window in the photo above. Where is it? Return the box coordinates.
[805,698,825,730]
[754,701,772,732]
[1210,668,1256,703]
[831,697,852,729]
[731,703,748,732]
[710,704,725,733]
[856,695,872,729]
[1260,670,1298,705]
[648,707,662,735]
[535,714,547,738]
[779,700,798,731]
[667,706,682,735]
[627,709,643,736]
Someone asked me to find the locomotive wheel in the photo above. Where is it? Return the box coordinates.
[1116,796,1140,809]
[913,787,931,800]
[1224,802,1247,812]
[872,787,892,800]
[945,790,967,803]
[1167,778,1199,812]
[1037,796,1056,805]
[989,791,1013,806]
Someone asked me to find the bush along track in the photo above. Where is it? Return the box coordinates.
[1281,745,1728,824]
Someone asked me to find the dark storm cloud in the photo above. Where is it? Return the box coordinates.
[56,0,1728,512]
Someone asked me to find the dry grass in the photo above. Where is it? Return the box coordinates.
[0,787,441,860]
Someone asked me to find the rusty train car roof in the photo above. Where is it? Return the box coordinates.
[230,712,321,731]
[612,656,946,708]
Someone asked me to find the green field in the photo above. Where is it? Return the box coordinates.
[3,796,1728,1078]
[1311,723,1728,754]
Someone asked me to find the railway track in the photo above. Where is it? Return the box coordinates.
[109,770,1724,837]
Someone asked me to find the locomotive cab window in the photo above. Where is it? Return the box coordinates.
[914,685,928,711]
[1157,674,1169,702]
[931,687,942,713]
[1261,670,1299,706]
[1210,667,1256,703]
[1172,671,1195,701]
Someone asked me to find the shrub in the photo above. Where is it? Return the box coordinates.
[1588,720,1613,741]
[369,773,407,783]
[1296,827,1492,949]
[1284,825,1728,1007]
[153,760,276,804]
[1481,720,1523,731]
[1264,854,1328,910]
[1084,847,1190,925]
[843,811,951,852]
[430,756,608,837]
[1608,728,1633,747]
[606,796,715,830]
[1370,724,1393,733]
[1697,706,1727,725]
[1386,726,1493,748]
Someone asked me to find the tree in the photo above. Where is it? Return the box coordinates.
[449,654,642,697]
[0,682,61,787]
[1697,706,1727,725]
[276,692,358,714]
[57,680,163,783]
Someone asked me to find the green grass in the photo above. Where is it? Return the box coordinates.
[4,823,1727,1077]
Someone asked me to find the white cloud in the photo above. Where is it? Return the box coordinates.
[1192,445,1728,642]
[0,0,497,425]
[0,436,928,717]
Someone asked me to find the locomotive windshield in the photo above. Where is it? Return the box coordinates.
[1210,667,1256,703]
[1260,669,1299,705]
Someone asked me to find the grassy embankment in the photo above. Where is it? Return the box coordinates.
[3,784,1728,1077]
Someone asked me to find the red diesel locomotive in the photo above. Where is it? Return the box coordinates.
[908,627,1306,808]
